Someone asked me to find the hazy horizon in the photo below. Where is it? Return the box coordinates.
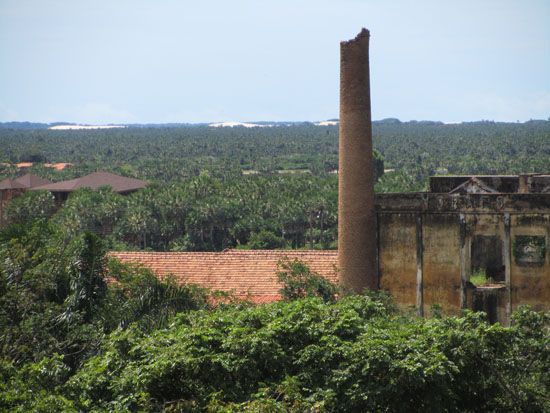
[2,117,549,127]
[1,0,549,124]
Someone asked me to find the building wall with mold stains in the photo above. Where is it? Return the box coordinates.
[376,193,550,323]
[421,214,462,314]
[378,213,417,310]
[510,214,550,312]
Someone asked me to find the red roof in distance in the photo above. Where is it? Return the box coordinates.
[0,178,26,190]
[31,171,148,193]
[0,173,51,190]
[14,173,52,188]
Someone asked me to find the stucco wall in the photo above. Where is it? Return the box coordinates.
[422,214,462,314]
[378,213,417,310]
[510,214,550,312]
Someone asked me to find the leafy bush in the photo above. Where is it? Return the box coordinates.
[5,190,56,226]
[64,298,549,412]
[104,259,209,331]
[1,222,548,412]
[248,230,285,249]
[276,257,338,302]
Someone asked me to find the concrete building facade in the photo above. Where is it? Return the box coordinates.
[376,175,550,324]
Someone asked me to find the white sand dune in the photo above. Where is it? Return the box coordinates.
[49,124,126,130]
[209,121,271,128]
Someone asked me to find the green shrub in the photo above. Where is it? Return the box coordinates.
[248,230,285,250]
[66,297,549,412]
[276,258,337,302]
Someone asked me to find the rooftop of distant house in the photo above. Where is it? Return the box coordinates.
[31,171,148,194]
[0,162,73,170]
[0,173,52,190]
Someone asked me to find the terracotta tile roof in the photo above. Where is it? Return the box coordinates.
[31,171,148,193]
[44,162,73,171]
[109,249,339,303]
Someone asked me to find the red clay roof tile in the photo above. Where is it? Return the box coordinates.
[108,249,338,303]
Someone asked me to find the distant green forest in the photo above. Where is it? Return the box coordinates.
[1,119,548,185]
[1,120,549,251]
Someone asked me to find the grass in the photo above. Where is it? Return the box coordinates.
[470,268,489,286]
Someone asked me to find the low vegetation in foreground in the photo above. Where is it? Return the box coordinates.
[1,223,549,412]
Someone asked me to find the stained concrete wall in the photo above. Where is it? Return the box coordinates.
[510,214,550,312]
[422,214,462,314]
[378,213,417,310]
[376,193,550,323]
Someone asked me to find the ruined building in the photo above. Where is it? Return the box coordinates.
[113,29,548,325]
[338,29,550,324]
[376,174,550,324]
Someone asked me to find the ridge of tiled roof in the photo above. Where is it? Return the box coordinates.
[0,173,51,190]
[14,173,52,188]
[109,249,339,303]
[31,171,148,193]
[0,178,26,190]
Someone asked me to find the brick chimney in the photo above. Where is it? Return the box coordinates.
[338,29,378,292]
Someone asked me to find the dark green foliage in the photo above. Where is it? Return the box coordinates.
[104,259,209,331]
[0,222,548,412]
[1,119,548,187]
[60,232,107,324]
[52,187,125,238]
[0,222,208,371]
[63,298,548,412]
[2,121,548,251]
[5,174,340,251]
[276,257,338,302]
[248,230,285,249]
[4,190,56,226]
[0,121,549,411]
[0,356,75,412]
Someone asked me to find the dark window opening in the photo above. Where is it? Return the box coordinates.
[514,235,546,266]
[473,290,499,324]
[471,235,505,283]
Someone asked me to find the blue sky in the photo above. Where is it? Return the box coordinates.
[0,0,549,124]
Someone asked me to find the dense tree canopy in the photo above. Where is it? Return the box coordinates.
[2,120,548,251]
[1,120,548,186]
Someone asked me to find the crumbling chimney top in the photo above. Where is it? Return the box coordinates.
[341,28,370,46]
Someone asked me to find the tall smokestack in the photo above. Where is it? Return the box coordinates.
[338,28,378,292]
